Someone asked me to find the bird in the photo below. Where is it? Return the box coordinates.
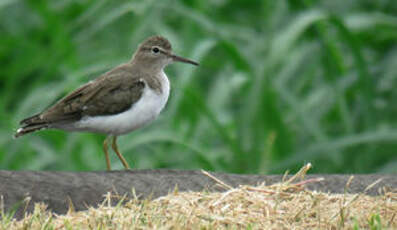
[14,35,199,170]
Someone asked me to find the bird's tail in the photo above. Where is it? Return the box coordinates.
[14,114,49,138]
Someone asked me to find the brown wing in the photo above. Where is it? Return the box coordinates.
[23,64,146,125]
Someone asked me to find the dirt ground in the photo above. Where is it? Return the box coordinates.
[0,169,395,219]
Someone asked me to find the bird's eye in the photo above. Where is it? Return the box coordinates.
[152,47,160,54]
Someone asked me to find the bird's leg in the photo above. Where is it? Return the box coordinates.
[103,136,112,171]
[111,136,130,169]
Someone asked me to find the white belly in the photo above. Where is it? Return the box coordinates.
[67,72,170,135]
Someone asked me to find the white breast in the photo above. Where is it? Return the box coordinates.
[67,71,170,135]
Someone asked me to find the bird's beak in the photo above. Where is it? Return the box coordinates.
[170,53,199,66]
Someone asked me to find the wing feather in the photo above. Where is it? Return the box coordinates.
[26,64,146,125]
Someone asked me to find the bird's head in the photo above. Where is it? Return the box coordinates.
[132,35,198,70]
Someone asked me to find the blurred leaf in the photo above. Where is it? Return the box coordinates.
[273,129,397,171]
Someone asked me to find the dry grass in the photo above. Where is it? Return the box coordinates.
[1,164,396,229]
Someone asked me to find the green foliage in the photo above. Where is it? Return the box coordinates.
[369,213,384,230]
[1,0,396,173]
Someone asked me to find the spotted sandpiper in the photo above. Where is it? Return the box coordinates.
[15,35,199,170]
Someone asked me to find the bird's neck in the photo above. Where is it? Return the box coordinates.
[130,59,166,75]
[144,70,169,95]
